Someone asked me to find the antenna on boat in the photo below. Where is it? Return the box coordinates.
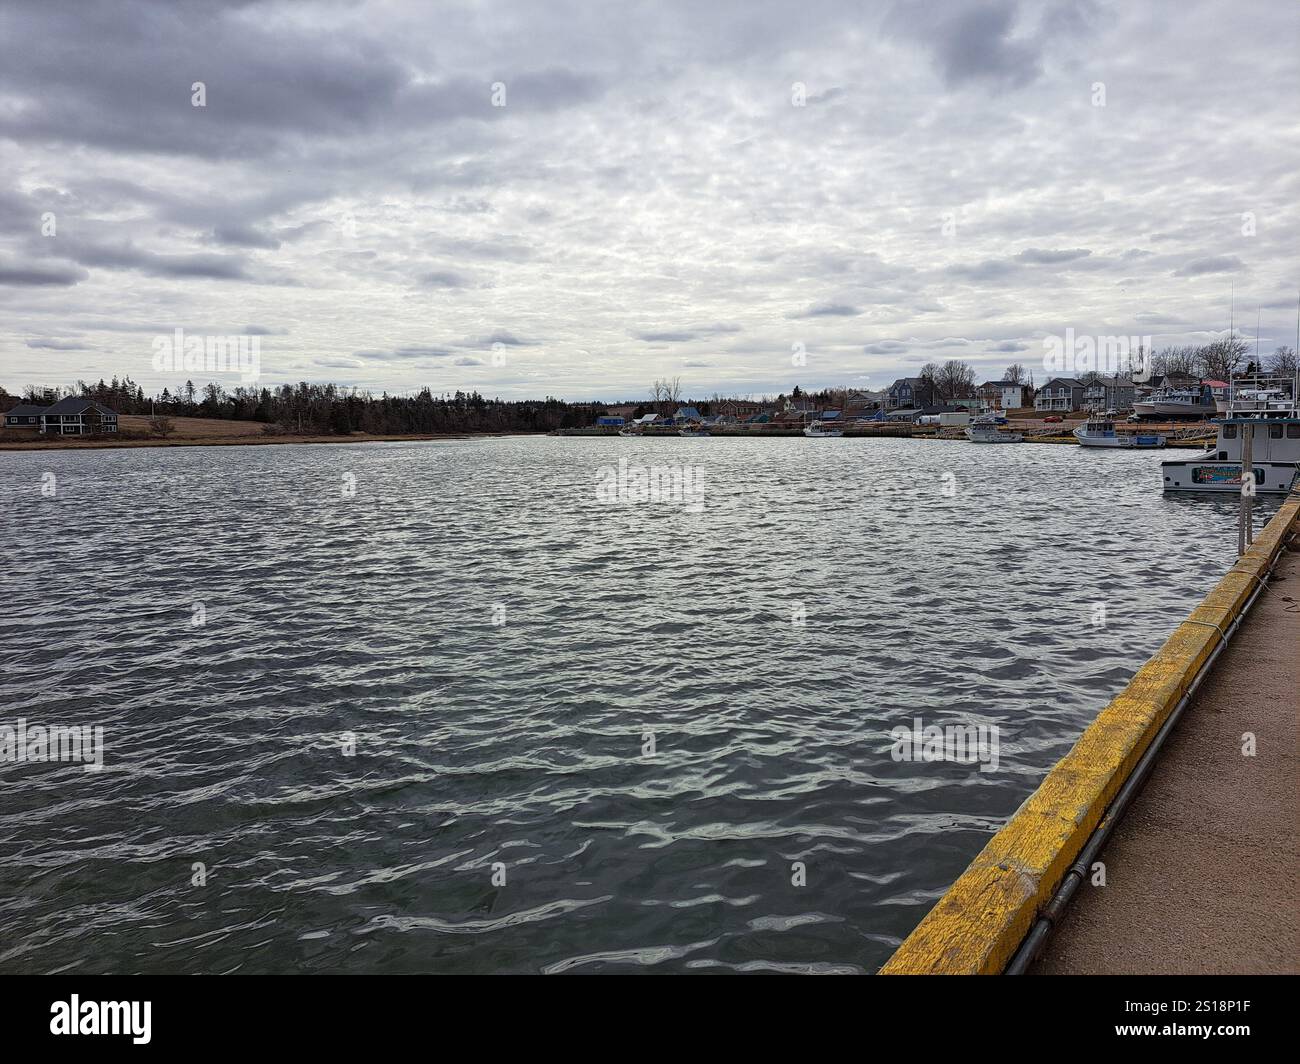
[1227,284,1235,397]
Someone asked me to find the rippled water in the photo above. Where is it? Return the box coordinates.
[0,436,1274,973]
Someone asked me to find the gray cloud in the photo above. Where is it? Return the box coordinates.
[887,1,1035,90]
[68,241,251,280]
[0,263,88,286]
[631,323,742,342]
[419,270,473,288]
[26,338,90,350]
[1174,255,1245,277]
[1016,247,1092,264]
[212,224,282,250]
[794,302,861,318]
[357,346,456,361]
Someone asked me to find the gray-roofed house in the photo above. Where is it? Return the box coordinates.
[885,377,936,410]
[38,398,119,435]
[3,403,50,429]
[1034,377,1085,412]
[1082,375,1136,412]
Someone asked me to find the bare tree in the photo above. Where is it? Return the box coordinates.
[1196,337,1250,380]
[1002,363,1026,384]
[1268,345,1297,376]
[149,415,176,437]
[934,359,977,401]
[650,376,683,416]
[1154,345,1199,378]
[917,361,942,404]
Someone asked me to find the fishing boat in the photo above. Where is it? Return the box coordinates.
[964,414,1023,443]
[1132,386,1214,419]
[1228,385,1294,415]
[1161,376,1300,493]
[617,428,638,437]
[802,420,843,437]
[678,428,710,437]
[1073,416,1166,449]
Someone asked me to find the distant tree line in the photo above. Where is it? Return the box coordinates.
[1148,341,1297,380]
[2,375,601,434]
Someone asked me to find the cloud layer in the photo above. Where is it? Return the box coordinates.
[0,0,1296,399]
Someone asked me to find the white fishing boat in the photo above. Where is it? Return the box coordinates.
[1228,386,1294,415]
[1132,386,1214,418]
[617,428,638,437]
[1162,376,1300,493]
[802,420,843,437]
[964,414,1023,443]
[677,428,710,437]
[1073,416,1166,449]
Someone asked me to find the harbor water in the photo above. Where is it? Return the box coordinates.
[0,437,1276,973]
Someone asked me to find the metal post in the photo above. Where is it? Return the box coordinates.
[1238,423,1253,555]
[1245,423,1254,546]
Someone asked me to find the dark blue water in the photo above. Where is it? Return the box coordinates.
[0,436,1271,973]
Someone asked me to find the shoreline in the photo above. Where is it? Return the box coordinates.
[0,430,530,452]
[0,427,1218,451]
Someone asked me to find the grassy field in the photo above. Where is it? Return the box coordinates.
[118,415,268,437]
[0,415,487,449]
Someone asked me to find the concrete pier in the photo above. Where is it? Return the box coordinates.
[881,494,1299,975]
[1034,542,1300,975]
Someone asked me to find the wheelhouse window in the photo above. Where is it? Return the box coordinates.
[1223,424,1237,438]
[1288,424,1300,438]
[1269,424,1283,438]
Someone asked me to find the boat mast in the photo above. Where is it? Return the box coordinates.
[1227,283,1234,397]
[1255,306,1260,369]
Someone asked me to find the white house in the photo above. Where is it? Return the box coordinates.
[999,383,1031,410]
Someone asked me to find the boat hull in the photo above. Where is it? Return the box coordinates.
[1074,429,1166,448]
[1151,402,1212,418]
[965,430,1023,443]
[1161,456,1298,493]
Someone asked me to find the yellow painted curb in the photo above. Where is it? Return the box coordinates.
[880,493,1300,974]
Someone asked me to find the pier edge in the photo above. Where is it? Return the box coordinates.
[879,491,1300,975]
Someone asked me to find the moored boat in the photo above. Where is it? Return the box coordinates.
[1073,416,1166,448]
[1161,376,1300,493]
[802,420,843,437]
[964,414,1023,443]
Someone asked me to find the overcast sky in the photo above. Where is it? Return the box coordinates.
[1,0,1296,401]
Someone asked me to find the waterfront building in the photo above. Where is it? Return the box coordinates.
[999,382,1031,409]
[1082,375,1136,412]
[3,403,50,429]
[885,377,937,410]
[1034,377,1085,412]
[3,399,119,435]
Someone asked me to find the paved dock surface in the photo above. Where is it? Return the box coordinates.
[1034,542,1300,974]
